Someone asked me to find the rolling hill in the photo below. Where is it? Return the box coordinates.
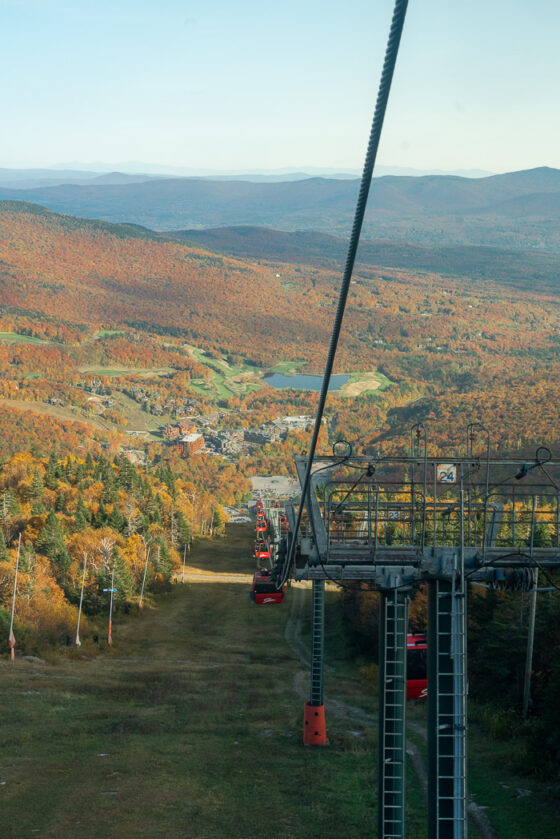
[2,200,560,457]
[169,226,560,293]
[2,198,560,377]
[0,168,559,250]
[0,201,340,367]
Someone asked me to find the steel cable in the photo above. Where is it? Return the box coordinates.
[278,0,410,587]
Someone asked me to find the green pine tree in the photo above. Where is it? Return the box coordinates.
[29,467,44,500]
[107,505,125,533]
[176,510,191,547]
[94,455,110,482]
[55,491,67,513]
[94,499,107,528]
[84,451,94,474]
[212,508,225,537]
[1,488,20,526]
[36,510,70,577]
[112,545,135,598]
[73,494,90,532]
[117,458,136,492]
[155,493,164,517]
[532,521,553,547]
[76,493,91,523]
[135,513,150,534]
[153,537,173,581]
[102,472,118,504]
[0,530,8,562]
[44,451,59,490]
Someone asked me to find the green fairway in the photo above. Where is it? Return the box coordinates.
[95,329,127,338]
[0,332,53,345]
[188,348,264,399]
[267,360,306,375]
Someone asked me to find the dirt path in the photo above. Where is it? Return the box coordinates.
[180,569,253,584]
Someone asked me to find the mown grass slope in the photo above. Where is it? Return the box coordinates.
[3,526,557,839]
[1,526,385,839]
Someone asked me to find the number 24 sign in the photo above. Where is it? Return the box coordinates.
[437,463,457,484]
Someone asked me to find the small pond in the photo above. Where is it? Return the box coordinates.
[263,373,350,392]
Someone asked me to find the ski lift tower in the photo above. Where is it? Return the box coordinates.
[282,426,560,839]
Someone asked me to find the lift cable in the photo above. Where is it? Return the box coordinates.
[279,0,410,587]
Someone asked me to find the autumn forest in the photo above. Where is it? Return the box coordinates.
[1,190,560,799]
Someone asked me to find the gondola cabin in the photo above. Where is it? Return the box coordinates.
[407,633,427,700]
[256,519,267,533]
[251,570,285,605]
[254,542,270,563]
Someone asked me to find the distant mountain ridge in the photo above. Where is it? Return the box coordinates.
[0,167,558,250]
[0,169,158,189]
[46,162,494,178]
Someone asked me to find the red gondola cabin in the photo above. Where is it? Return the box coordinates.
[407,633,427,700]
[254,542,270,562]
[251,570,285,605]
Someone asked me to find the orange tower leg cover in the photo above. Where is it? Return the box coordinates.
[303,701,327,746]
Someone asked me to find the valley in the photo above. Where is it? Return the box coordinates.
[2,199,560,462]
[0,189,559,831]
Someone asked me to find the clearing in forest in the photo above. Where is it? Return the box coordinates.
[77,365,175,377]
[2,526,555,839]
[0,526,384,839]
[0,397,113,431]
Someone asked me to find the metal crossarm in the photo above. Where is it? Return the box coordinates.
[290,454,560,580]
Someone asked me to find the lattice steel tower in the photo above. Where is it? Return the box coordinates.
[281,428,560,838]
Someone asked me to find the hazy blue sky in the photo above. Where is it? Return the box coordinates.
[2,0,559,173]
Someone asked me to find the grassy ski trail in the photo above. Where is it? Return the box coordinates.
[1,526,389,839]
